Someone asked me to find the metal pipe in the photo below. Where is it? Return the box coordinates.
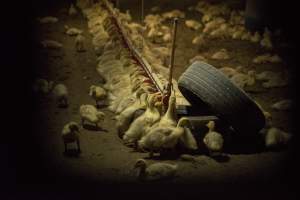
[167,18,179,94]
[102,0,163,94]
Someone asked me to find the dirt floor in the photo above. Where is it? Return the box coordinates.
[14,0,298,197]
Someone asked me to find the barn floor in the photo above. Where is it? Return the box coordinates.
[16,0,297,197]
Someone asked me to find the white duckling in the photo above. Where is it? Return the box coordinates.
[41,40,63,49]
[138,117,192,157]
[68,4,78,16]
[150,6,161,12]
[255,70,278,81]
[33,78,54,94]
[79,104,105,128]
[219,66,243,78]
[116,93,148,137]
[53,83,68,107]
[75,34,86,52]
[203,121,224,156]
[209,25,229,39]
[264,127,292,149]
[211,48,230,60]
[260,28,273,49]
[162,10,185,20]
[271,99,292,111]
[189,55,208,64]
[62,122,81,153]
[241,31,252,41]
[179,126,198,151]
[230,70,256,89]
[203,17,226,34]
[89,85,107,107]
[123,93,161,147]
[115,85,149,114]
[253,54,281,64]
[185,20,202,30]
[37,16,58,24]
[262,74,289,88]
[64,25,83,36]
[158,91,177,127]
[202,14,213,23]
[250,31,261,43]
[134,159,177,181]
[232,27,244,40]
[163,33,172,43]
[192,35,206,48]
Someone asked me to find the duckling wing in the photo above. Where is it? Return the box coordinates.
[179,127,198,150]
[140,127,172,150]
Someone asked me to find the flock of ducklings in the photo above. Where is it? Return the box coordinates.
[33,0,293,181]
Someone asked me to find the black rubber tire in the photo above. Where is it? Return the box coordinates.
[178,61,265,135]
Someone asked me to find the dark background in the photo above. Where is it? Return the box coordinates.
[2,0,299,198]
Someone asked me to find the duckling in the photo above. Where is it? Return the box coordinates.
[230,70,256,89]
[250,31,261,43]
[123,93,161,147]
[260,28,273,49]
[134,159,177,181]
[162,10,185,20]
[126,22,146,34]
[219,66,243,78]
[185,20,202,30]
[264,127,292,149]
[241,31,251,41]
[253,54,281,64]
[53,83,68,107]
[202,14,213,23]
[269,55,282,63]
[79,104,105,128]
[64,25,83,36]
[37,16,58,24]
[150,6,161,12]
[192,35,205,48]
[203,121,224,156]
[158,91,177,127]
[211,48,230,60]
[163,33,172,43]
[115,86,147,114]
[232,29,244,40]
[262,74,289,88]
[68,4,78,16]
[41,40,63,49]
[33,78,54,94]
[116,93,148,137]
[255,101,272,128]
[271,99,292,111]
[203,17,226,34]
[189,55,208,64]
[75,34,86,52]
[62,122,81,153]
[255,70,278,81]
[89,85,107,107]
[138,117,192,157]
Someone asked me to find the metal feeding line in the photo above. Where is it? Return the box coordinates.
[102,0,164,94]
[102,1,182,112]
